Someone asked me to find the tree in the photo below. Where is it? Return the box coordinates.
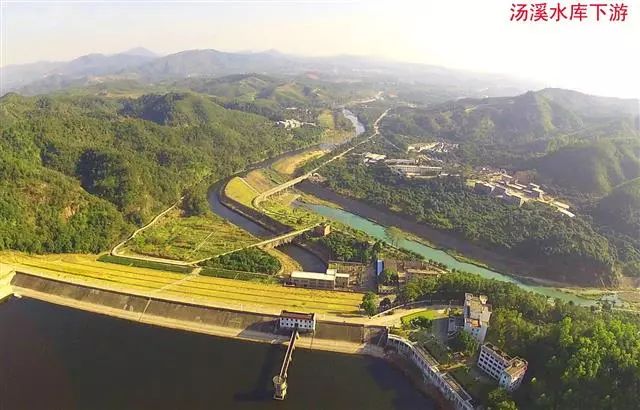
[380,268,398,285]
[450,329,479,356]
[181,186,209,216]
[379,297,392,311]
[487,388,517,410]
[385,226,403,247]
[361,292,378,316]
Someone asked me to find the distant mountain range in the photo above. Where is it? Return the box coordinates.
[1,47,540,97]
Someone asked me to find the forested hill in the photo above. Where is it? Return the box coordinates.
[0,91,319,253]
[383,88,638,146]
[532,138,640,194]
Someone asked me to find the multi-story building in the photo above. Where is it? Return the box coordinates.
[279,310,316,332]
[463,293,491,343]
[477,343,527,391]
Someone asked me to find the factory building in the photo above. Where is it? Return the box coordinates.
[388,164,443,178]
[290,269,349,290]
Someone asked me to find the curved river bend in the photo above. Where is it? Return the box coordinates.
[206,109,365,273]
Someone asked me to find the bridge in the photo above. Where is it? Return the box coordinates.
[253,108,390,208]
[273,328,300,400]
[191,225,318,265]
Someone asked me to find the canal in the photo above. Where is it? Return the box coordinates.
[0,297,435,410]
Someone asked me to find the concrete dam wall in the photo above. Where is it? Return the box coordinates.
[9,273,383,349]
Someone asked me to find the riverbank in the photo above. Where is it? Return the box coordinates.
[297,181,601,290]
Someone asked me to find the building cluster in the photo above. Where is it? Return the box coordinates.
[290,268,349,290]
[477,343,528,392]
[276,119,315,129]
[445,293,528,392]
[473,173,575,217]
[407,141,458,154]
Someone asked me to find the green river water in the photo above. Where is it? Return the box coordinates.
[303,203,609,306]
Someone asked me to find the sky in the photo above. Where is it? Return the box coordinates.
[1,0,639,98]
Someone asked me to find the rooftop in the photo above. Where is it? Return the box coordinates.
[483,343,528,376]
[281,310,316,321]
[291,271,336,281]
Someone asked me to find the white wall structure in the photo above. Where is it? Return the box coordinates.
[279,310,316,332]
[387,334,476,410]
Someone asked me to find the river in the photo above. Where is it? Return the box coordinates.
[299,199,616,306]
[206,109,365,273]
[0,297,435,410]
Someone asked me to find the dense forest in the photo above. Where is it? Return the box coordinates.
[401,272,640,409]
[202,248,281,274]
[0,91,322,254]
[319,158,637,285]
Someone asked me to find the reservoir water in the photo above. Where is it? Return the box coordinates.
[0,297,435,410]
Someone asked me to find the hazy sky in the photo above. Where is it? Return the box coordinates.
[1,0,638,98]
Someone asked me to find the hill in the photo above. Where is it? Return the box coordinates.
[0,91,319,254]
[594,177,640,238]
[383,89,637,147]
[533,139,640,194]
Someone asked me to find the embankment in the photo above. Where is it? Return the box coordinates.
[218,184,290,235]
[8,272,385,355]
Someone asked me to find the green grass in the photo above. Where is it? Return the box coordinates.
[401,309,446,326]
[423,338,452,364]
[225,177,259,208]
[449,365,494,403]
[97,254,193,273]
[125,210,258,261]
[199,267,279,284]
[261,198,323,229]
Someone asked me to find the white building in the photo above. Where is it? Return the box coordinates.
[477,343,528,391]
[363,152,387,163]
[279,310,316,332]
[463,293,492,343]
[407,142,438,153]
[291,269,349,289]
[388,164,442,178]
